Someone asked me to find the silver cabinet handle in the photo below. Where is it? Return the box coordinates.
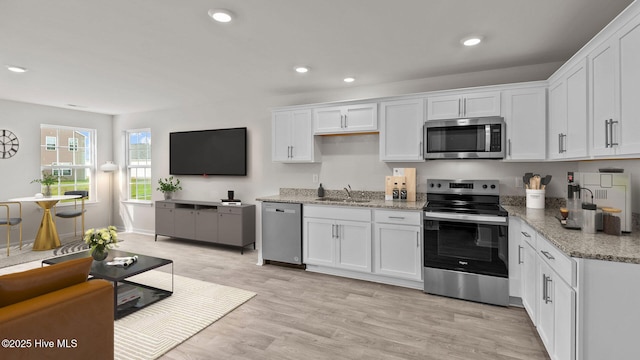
[332,224,336,238]
[508,139,512,157]
[521,231,531,238]
[541,250,555,260]
[558,133,563,153]
[610,119,619,146]
[290,146,294,158]
[416,232,419,248]
[542,274,547,302]
[545,275,553,304]
[463,98,467,116]
[518,245,523,264]
[344,114,348,128]
[389,216,406,220]
[605,119,610,148]
[419,141,423,157]
[562,134,567,153]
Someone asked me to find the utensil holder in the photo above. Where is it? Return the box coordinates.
[526,189,545,209]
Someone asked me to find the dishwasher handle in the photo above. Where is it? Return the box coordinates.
[265,208,297,214]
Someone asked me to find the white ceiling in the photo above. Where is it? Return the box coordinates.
[0,0,634,115]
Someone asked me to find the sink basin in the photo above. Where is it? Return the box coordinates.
[315,197,370,203]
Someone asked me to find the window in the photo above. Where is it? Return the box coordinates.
[39,125,95,199]
[46,136,57,151]
[68,137,78,151]
[126,129,152,201]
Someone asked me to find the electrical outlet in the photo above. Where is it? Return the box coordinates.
[312,174,319,183]
[515,176,523,188]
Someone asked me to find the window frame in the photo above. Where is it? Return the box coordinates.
[126,128,152,202]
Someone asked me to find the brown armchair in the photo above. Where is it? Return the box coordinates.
[0,257,114,360]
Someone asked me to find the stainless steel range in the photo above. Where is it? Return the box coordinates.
[423,179,509,306]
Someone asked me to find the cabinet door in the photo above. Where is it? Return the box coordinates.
[502,87,546,160]
[303,217,335,266]
[379,98,425,161]
[195,209,218,242]
[373,223,421,280]
[547,79,567,159]
[538,260,555,357]
[343,103,377,132]
[174,208,195,239]
[427,94,461,120]
[618,20,640,155]
[335,220,372,272]
[155,207,174,236]
[313,106,344,133]
[521,240,538,324]
[564,60,588,159]
[463,91,501,118]
[218,213,242,246]
[290,110,314,161]
[508,218,523,297]
[272,111,294,161]
[590,39,618,156]
[554,277,576,360]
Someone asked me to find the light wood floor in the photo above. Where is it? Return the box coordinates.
[115,233,549,360]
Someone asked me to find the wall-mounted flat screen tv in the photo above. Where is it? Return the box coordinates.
[170,127,247,176]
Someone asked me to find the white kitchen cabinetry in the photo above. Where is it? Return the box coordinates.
[590,16,640,157]
[508,217,523,298]
[427,91,500,120]
[547,59,588,160]
[313,103,377,134]
[379,98,425,162]
[303,205,371,272]
[373,210,422,281]
[272,109,317,162]
[502,86,547,160]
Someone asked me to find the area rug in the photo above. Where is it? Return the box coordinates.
[114,270,256,360]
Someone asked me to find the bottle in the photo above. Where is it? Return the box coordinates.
[317,183,325,198]
[392,182,399,200]
[400,182,407,201]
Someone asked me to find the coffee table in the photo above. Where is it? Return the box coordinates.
[42,250,173,319]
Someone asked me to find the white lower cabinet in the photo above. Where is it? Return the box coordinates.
[373,210,422,281]
[518,220,576,360]
[508,217,523,298]
[303,205,371,273]
[303,205,423,288]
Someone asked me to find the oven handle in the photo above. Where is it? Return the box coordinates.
[423,212,507,225]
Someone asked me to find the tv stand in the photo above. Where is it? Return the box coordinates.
[155,200,255,254]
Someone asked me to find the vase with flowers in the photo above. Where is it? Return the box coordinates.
[31,172,58,197]
[84,226,118,261]
[157,176,182,200]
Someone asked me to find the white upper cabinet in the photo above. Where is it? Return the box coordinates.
[590,15,640,157]
[313,103,377,134]
[547,59,588,160]
[427,91,500,120]
[379,98,425,162]
[272,109,317,162]
[502,85,547,160]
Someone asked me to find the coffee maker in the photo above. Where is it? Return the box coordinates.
[566,171,632,232]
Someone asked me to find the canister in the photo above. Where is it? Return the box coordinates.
[602,207,622,236]
[581,203,597,234]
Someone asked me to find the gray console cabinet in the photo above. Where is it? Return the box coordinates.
[155,200,255,253]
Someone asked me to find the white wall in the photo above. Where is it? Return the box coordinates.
[0,99,114,245]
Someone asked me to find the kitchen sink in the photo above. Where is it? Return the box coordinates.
[315,197,370,203]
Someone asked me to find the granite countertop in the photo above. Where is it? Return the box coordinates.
[256,188,427,211]
[504,205,640,264]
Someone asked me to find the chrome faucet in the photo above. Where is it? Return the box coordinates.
[343,184,352,199]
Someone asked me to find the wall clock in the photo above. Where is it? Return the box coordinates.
[0,129,19,159]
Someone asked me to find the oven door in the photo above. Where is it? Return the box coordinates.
[423,212,508,277]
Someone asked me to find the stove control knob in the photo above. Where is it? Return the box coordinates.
[482,184,488,189]
[491,184,496,189]
[430,183,434,188]
[437,183,441,188]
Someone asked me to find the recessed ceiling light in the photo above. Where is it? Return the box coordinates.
[344,77,355,83]
[208,9,234,23]
[461,36,483,46]
[6,65,28,73]
[295,66,309,73]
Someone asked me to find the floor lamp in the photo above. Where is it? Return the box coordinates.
[100,161,118,226]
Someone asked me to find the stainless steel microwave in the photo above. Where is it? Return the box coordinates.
[423,117,506,159]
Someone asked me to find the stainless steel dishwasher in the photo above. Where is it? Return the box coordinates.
[262,202,302,265]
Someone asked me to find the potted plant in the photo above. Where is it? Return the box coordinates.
[157,176,182,200]
[31,172,58,197]
[84,226,118,261]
